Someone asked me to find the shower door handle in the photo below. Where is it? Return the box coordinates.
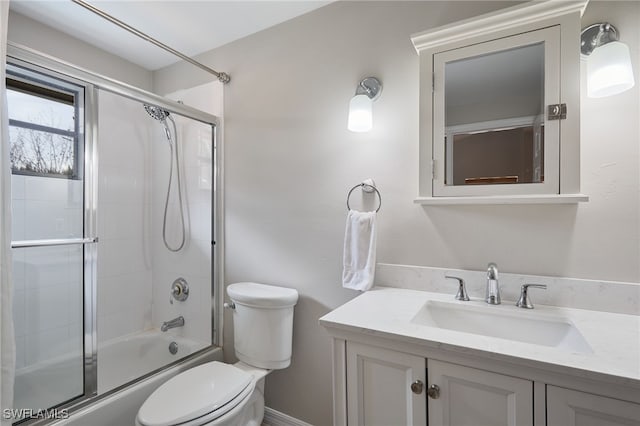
[11,237,99,248]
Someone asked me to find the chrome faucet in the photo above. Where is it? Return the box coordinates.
[485,263,500,305]
[161,316,184,332]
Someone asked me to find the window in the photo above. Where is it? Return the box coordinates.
[6,65,84,179]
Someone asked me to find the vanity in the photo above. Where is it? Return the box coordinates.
[319,1,640,423]
[319,280,640,426]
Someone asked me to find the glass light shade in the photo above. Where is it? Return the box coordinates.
[348,94,373,132]
[587,41,635,98]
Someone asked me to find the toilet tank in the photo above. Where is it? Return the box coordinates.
[227,282,298,369]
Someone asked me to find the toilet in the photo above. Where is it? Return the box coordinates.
[136,282,299,426]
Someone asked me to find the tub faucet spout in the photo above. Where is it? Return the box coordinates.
[161,316,184,332]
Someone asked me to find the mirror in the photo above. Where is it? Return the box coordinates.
[444,43,545,187]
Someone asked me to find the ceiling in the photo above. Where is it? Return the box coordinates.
[9,0,331,70]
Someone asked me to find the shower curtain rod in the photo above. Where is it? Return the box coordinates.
[70,0,230,84]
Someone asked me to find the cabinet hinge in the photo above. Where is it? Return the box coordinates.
[432,74,435,92]
[547,103,567,120]
[431,159,436,179]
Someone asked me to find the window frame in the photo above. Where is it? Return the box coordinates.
[6,64,85,180]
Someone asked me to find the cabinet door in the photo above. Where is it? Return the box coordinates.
[428,359,533,426]
[346,342,426,426]
[547,385,640,426]
[432,26,561,198]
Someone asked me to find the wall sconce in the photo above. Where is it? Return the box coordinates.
[348,77,382,132]
[581,23,635,98]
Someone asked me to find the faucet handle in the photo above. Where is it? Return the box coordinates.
[516,284,547,309]
[170,278,189,305]
[445,275,470,301]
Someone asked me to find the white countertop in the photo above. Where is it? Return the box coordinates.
[320,287,640,388]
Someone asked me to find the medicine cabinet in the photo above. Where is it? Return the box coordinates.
[411,0,589,204]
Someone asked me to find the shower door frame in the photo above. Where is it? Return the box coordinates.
[6,42,223,421]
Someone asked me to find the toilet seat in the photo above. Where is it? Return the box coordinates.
[136,361,256,426]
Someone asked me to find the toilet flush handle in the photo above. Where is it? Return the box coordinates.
[223,302,235,310]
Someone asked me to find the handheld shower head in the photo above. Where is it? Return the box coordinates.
[144,104,170,121]
[144,102,186,252]
[144,104,172,140]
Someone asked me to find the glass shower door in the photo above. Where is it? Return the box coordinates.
[7,63,91,422]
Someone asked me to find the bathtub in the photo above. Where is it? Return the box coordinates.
[50,330,223,426]
[97,330,211,393]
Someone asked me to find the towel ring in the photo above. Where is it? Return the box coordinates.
[346,183,382,213]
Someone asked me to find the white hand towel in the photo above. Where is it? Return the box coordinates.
[342,210,377,291]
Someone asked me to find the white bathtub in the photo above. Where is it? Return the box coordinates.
[51,330,222,426]
[98,330,209,394]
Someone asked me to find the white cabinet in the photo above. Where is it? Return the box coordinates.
[547,385,640,426]
[346,341,426,426]
[334,340,640,426]
[410,0,588,204]
[344,342,535,426]
[428,359,533,426]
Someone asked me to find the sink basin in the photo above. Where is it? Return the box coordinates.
[411,300,592,354]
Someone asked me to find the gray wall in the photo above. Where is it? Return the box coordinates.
[8,11,152,90]
[156,1,639,424]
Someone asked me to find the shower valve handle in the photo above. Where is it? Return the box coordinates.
[170,278,189,304]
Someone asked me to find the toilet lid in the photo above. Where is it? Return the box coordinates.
[137,361,253,426]
[228,282,298,308]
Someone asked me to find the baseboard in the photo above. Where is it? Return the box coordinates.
[263,407,314,426]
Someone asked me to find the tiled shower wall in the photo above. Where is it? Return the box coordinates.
[98,88,214,347]
[97,91,154,343]
[150,83,219,346]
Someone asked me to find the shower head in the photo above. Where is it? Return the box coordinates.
[144,104,170,121]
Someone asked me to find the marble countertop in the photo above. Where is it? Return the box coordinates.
[320,287,640,388]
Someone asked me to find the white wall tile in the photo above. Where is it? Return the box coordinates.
[24,247,74,288]
[25,200,82,240]
[11,199,25,241]
[25,325,71,366]
[13,289,26,338]
[12,249,26,292]
[189,202,212,241]
[100,201,149,242]
[15,335,26,370]
[25,175,71,202]
[11,175,26,200]
[97,238,150,278]
[26,283,69,334]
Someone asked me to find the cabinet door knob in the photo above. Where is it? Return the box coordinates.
[427,384,440,399]
[410,380,424,394]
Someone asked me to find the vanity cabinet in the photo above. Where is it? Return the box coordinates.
[336,340,640,426]
[344,341,533,426]
[547,386,640,426]
[428,359,533,426]
[345,341,426,426]
[321,287,640,426]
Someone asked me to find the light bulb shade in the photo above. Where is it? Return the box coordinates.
[587,41,635,98]
[348,94,373,132]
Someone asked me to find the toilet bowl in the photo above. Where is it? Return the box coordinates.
[136,283,298,426]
